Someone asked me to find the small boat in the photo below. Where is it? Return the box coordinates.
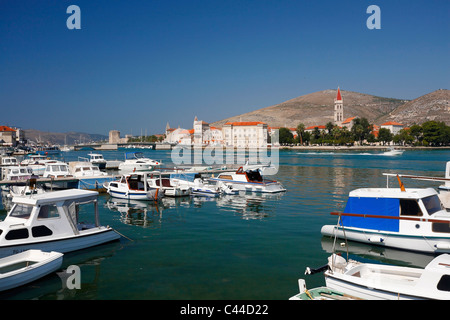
[170,173,220,197]
[321,184,450,254]
[118,152,161,173]
[0,156,18,167]
[289,279,362,300]
[0,189,120,258]
[208,167,286,193]
[42,162,77,189]
[69,161,116,192]
[1,166,37,182]
[382,148,404,156]
[34,145,61,155]
[87,153,107,169]
[148,174,191,197]
[106,171,163,201]
[21,154,57,176]
[0,250,63,292]
[319,253,450,300]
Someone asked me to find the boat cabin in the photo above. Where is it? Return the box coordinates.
[340,188,448,234]
[1,157,18,167]
[0,189,119,257]
[43,162,72,178]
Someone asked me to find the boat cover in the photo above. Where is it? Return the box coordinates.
[342,197,400,232]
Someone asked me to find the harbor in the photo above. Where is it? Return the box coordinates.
[0,147,448,300]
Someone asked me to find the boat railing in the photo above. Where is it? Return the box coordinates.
[330,211,450,224]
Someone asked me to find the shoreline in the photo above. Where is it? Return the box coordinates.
[278,145,450,151]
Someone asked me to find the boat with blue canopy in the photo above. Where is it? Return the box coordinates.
[321,182,450,254]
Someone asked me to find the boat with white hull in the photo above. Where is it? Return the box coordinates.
[69,161,116,192]
[0,250,63,292]
[118,152,161,173]
[208,167,286,193]
[321,186,450,253]
[148,174,191,197]
[170,173,220,197]
[318,253,450,300]
[0,189,120,258]
[20,154,57,176]
[106,172,163,201]
[87,153,107,169]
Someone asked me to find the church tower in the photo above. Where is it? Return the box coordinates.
[334,87,343,126]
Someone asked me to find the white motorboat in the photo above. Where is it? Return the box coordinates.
[148,174,191,197]
[1,166,37,182]
[0,156,18,167]
[0,189,120,258]
[170,173,220,197]
[317,253,450,300]
[382,148,404,156]
[0,250,63,292]
[106,172,163,201]
[87,153,107,169]
[69,161,116,192]
[42,162,77,189]
[321,185,450,253]
[21,154,57,176]
[118,152,161,173]
[208,167,286,193]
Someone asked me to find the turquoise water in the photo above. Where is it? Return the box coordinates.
[0,148,449,300]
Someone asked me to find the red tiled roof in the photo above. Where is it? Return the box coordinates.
[224,121,266,126]
[342,116,356,124]
[0,126,15,132]
[381,121,403,126]
[305,125,326,130]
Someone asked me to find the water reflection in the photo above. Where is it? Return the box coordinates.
[320,236,435,268]
[105,191,286,226]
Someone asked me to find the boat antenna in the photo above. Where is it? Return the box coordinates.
[396,174,406,192]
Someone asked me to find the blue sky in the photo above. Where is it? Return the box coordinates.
[1,0,448,136]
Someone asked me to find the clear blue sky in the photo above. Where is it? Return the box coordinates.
[1,0,448,136]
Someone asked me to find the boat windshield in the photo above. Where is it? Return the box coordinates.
[422,195,443,215]
[9,204,33,219]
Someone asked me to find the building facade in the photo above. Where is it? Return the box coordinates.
[223,121,268,148]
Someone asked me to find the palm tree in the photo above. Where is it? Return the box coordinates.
[296,123,305,145]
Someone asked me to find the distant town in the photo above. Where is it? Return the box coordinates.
[1,88,449,153]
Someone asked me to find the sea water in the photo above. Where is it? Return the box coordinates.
[0,148,448,300]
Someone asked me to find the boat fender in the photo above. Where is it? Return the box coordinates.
[435,243,450,250]
[304,264,330,275]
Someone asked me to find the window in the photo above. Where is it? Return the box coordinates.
[9,204,33,219]
[422,195,443,215]
[437,275,450,292]
[400,199,422,216]
[32,225,53,237]
[37,205,60,219]
[5,228,29,240]
[432,223,450,233]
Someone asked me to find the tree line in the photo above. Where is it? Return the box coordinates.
[276,119,450,146]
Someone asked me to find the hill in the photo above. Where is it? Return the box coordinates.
[378,89,450,126]
[212,89,449,128]
[23,129,108,146]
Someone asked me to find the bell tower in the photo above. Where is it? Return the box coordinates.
[334,87,343,126]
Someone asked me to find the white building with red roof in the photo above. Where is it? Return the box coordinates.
[223,121,268,148]
[0,125,17,147]
[380,121,404,135]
